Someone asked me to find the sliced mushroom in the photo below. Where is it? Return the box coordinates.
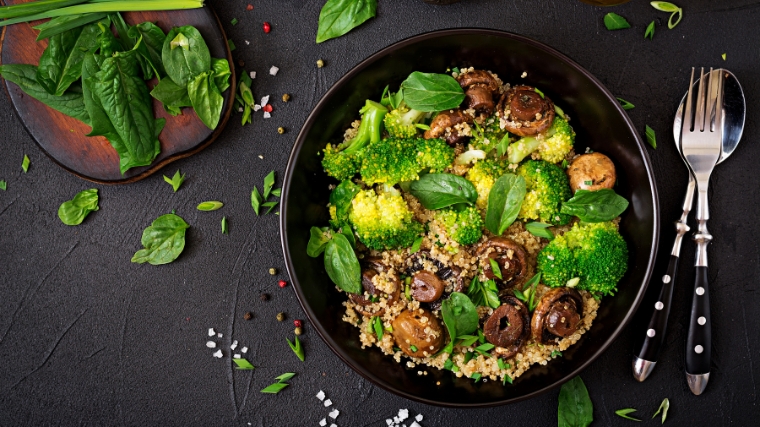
[457,70,500,115]
[531,287,584,344]
[477,237,530,290]
[567,152,617,193]
[405,252,464,310]
[423,110,473,146]
[411,270,445,303]
[457,70,501,92]
[496,85,555,137]
[391,308,445,357]
[483,296,530,359]
[349,257,400,317]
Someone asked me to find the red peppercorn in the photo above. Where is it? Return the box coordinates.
[262,104,273,113]
[246,4,253,11]
[294,319,302,328]
[278,280,287,288]
[263,22,271,33]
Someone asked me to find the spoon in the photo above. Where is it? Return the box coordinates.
[632,69,745,384]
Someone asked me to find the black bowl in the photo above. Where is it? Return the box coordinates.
[281,29,659,407]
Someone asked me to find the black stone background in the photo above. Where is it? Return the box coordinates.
[1,0,758,425]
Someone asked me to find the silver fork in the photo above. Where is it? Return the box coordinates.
[679,67,724,395]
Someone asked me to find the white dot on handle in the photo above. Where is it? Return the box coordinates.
[647,329,656,338]
[655,301,664,310]
[662,275,671,283]
[695,345,704,354]
[696,287,705,296]
[698,316,706,325]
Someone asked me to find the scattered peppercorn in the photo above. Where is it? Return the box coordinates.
[244,312,253,320]
[260,293,270,301]
[263,22,271,33]
[269,268,277,275]
[262,104,273,113]
[277,127,285,134]
[294,327,303,336]
[246,4,253,11]
[282,94,290,102]
[278,280,287,288]
[238,59,245,67]
[294,319,302,328]
[276,312,285,322]
[316,59,325,68]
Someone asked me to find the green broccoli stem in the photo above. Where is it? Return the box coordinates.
[508,137,540,164]
[340,100,388,155]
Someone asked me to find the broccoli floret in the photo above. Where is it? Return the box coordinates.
[361,137,454,186]
[349,186,424,250]
[516,159,572,225]
[465,158,511,209]
[537,222,628,295]
[470,114,509,153]
[322,100,388,181]
[435,205,484,245]
[383,102,426,138]
[507,116,575,164]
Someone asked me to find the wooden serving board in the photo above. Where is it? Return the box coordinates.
[0,1,236,184]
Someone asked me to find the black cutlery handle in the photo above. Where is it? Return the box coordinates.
[685,266,711,374]
[635,255,679,363]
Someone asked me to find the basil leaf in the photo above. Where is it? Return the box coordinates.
[128,21,166,78]
[645,125,657,149]
[232,358,254,370]
[36,22,101,96]
[58,188,99,226]
[307,227,332,257]
[316,0,377,43]
[603,13,631,30]
[558,376,594,427]
[211,58,231,92]
[162,25,211,86]
[560,189,629,222]
[188,70,223,130]
[400,71,465,112]
[485,174,526,235]
[150,77,192,109]
[525,222,554,240]
[441,292,478,340]
[650,1,680,12]
[197,201,223,211]
[409,173,478,210]
[329,180,360,228]
[489,258,503,280]
[323,233,361,294]
[615,408,641,421]
[0,64,89,124]
[263,171,276,199]
[131,213,190,265]
[34,13,109,41]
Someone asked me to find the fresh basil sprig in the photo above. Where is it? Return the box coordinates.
[399,71,465,112]
[131,213,190,265]
[316,0,377,43]
[440,292,479,342]
[557,376,594,427]
[560,189,629,222]
[485,174,526,235]
[58,188,99,226]
[603,13,631,30]
[409,173,478,210]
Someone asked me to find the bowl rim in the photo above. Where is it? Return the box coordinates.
[280,28,660,407]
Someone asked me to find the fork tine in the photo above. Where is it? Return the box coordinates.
[682,68,696,135]
[694,67,706,131]
[712,69,725,133]
[706,68,718,131]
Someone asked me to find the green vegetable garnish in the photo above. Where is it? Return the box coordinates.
[489,258,503,280]
[466,277,500,310]
[645,21,655,40]
[603,13,631,30]
[251,186,263,215]
[409,173,478,210]
[263,171,276,198]
[650,2,683,29]
[232,358,254,370]
[525,222,554,240]
[441,292,479,343]
[221,216,228,234]
[615,408,642,421]
[323,233,361,294]
[372,316,383,340]
[0,180,6,191]
[616,97,635,110]
[400,71,465,112]
[260,382,288,394]
[557,376,593,427]
[287,335,305,362]
[316,0,377,44]
[21,155,30,172]
[560,189,629,223]
[131,213,189,265]
[197,201,223,211]
[645,125,657,149]
[652,398,669,424]
[485,174,526,235]
[58,188,99,225]
[163,170,185,192]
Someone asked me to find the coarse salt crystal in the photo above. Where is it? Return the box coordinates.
[521,71,527,78]
[328,409,339,419]
[253,104,261,112]
[263,112,271,119]
[245,40,250,45]
[208,328,216,336]
[212,349,223,358]
[415,414,423,422]
[393,417,399,423]
[398,409,409,421]
[330,425,337,427]
[231,341,238,350]
[323,399,332,407]
[206,341,216,348]
[386,420,393,426]
[250,71,256,79]
[319,419,326,427]
[258,155,264,159]
[217,333,223,338]
[241,347,248,353]
[238,107,243,113]
[233,354,241,359]
[316,390,325,401]
[260,95,270,106]
[269,66,279,76]
[410,422,421,427]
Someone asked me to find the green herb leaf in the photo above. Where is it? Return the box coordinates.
[489,258,503,280]
[645,21,655,39]
[263,171,276,199]
[260,382,289,394]
[409,173,478,210]
[188,70,224,130]
[551,350,563,358]
[324,233,362,294]
[645,125,657,149]
[210,58,231,92]
[497,358,508,370]
[307,227,332,257]
[410,237,423,254]
[221,216,228,234]
[399,71,465,112]
[21,155,30,173]
[441,292,479,341]
[603,13,631,30]
[287,335,305,362]
[485,174,526,235]
[409,345,418,352]
[560,189,629,222]
[131,213,190,265]
[503,374,513,385]
[128,21,167,78]
[329,180,360,229]
[525,222,554,240]
[615,408,641,421]
[316,0,377,43]
[534,87,545,98]
[232,358,254,370]
[617,97,635,110]
[0,180,6,191]
[372,316,383,340]
[197,201,223,211]
[653,398,669,424]
[458,335,479,347]
[497,133,510,157]
[271,188,282,197]
[162,25,211,86]
[275,372,296,383]
[36,22,101,96]
[251,186,262,215]
[151,77,192,111]
[163,170,185,192]
[558,376,594,427]
[466,277,500,309]
[471,372,482,382]
[230,17,238,26]
[650,1,680,12]
[58,188,99,225]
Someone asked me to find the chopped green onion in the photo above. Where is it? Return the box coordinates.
[287,335,304,361]
[21,155,30,173]
[275,372,296,382]
[489,258,502,280]
[615,408,642,421]
[230,17,238,25]
[197,201,223,211]
[260,382,289,394]
[227,38,236,51]
[221,217,228,234]
[409,345,418,352]
[232,358,254,370]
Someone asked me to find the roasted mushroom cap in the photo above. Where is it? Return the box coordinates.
[405,251,464,310]
[411,270,445,303]
[349,257,400,317]
[457,70,500,115]
[391,308,445,357]
[424,110,473,146]
[483,296,530,358]
[477,237,530,290]
[531,287,584,344]
[567,152,617,193]
[497,85,555,137]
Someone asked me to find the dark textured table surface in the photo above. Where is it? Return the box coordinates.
[1,0,758,425]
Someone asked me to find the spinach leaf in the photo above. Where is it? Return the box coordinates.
[323,233,362,294]
[128,21,167,78]
[603,12,631,30]
[329,180,360,228]
[560,189,629,222]
[0,64,89,124]
[211,58,231,92]
[58,188,98,226]
[316,0,377,44]
[34,12,108,41]
[558,376,594,427]
[441,292,478,340]
[92,50,164,173]
[150,77,192,111]
[131,213,190,265]
[109,12,153,80]
[307,226,332,257]
[96,19,122,57]
[162,25,211,86]
[187,70,223,130]
[400,72,465,112]
[36,21,101,96]
[409,173,478,210]
[485,174,526,235]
